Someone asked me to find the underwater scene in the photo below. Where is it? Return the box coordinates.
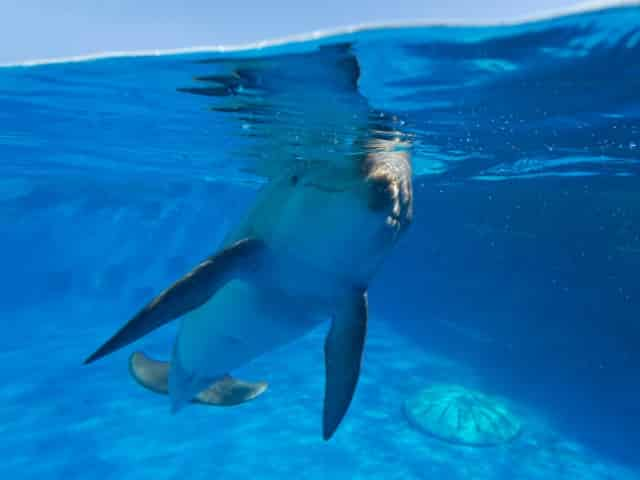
[1,2,639,479]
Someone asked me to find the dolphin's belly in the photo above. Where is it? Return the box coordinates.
[174,280,323,380]
[223,159,410,299]
[263,185,392,295]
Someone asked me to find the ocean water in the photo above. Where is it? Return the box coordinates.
[1,2,640,479]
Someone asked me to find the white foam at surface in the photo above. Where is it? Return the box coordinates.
[1,0,638,68]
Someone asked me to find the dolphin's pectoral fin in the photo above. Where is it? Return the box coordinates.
[83,238,264,365]
[128,352,268,406]
[323,289,368,440]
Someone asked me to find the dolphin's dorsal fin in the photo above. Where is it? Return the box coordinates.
[323,289,368,440]
[128,352,268,406]
[83,238,264,365]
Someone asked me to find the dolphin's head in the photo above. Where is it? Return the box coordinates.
[241,135,413,288]
[363,137,413,235]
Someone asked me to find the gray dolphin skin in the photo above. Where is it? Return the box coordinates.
[84,46,413,440]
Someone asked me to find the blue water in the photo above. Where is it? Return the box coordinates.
[1,3,640,479]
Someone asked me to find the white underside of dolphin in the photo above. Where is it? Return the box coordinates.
[84,138,412,440]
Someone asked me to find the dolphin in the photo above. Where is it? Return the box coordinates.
[84,45,413,439]
[84,136,412,439]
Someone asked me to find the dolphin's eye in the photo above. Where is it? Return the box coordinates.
[290,175,299,185]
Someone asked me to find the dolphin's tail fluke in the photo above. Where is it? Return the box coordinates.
[128,351,268,407]
[168,342,220,413]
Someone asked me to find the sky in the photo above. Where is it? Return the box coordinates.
[1,0,586,64]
